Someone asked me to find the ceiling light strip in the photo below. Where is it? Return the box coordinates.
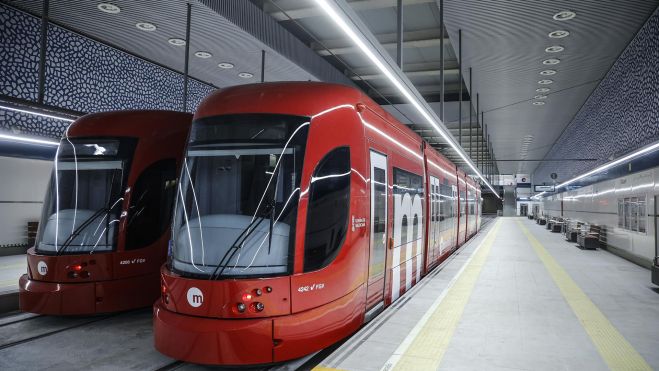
[533,140,659,199]
[312,0,500,198]
[0,133,60,146]
[0,104,76,122]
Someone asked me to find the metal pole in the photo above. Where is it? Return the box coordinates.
[481,112,485,175]
[183,3,192,112]
[439,0,444,122]
[458,29,462,146]
[469,68,473,159]
[261,50,266,82]
[37,0,49,104]
[476,93,479,170]
[396,0,403,67]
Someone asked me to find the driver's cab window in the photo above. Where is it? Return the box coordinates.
[125,159,178,250]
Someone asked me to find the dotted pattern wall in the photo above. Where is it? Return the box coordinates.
[0,4,215,139]
[534,7,659,185]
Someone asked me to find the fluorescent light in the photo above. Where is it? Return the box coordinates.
[0,104,76,122]
[0,133,59,146]
[533,140,659,199]
[312,0,500,198]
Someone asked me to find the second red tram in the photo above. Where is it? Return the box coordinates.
[153,82,482,365]
[19,110,191,315]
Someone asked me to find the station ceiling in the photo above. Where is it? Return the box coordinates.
[6,0,659,181]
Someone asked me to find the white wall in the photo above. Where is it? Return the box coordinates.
[542,167,658,264]
[0,156,52,245]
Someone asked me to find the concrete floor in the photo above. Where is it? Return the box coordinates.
[0,254,26,293]
[319,217,659,371]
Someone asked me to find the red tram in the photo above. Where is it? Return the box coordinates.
[153,82,482,365]
[19,110,191,315]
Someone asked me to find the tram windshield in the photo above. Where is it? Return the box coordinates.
[36,138,134,254]
[171,114,309,278]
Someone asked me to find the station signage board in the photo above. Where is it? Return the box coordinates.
[534,185,555,192]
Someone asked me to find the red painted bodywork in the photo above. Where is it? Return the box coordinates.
[19,110,191,315]
[153,82,485,365]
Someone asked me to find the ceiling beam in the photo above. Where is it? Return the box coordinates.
[265,0,435,21]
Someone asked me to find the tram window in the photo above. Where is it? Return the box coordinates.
[304,147,351,272]
[125,159,178,250]
[617,199,624,227]
[393,168,423,247]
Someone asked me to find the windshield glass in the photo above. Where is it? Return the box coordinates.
[171,114,309,278]
[36,138,134,254]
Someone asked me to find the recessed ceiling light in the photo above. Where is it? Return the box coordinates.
[534,95,548,99]
[168,38,186,46]
[536,87,550,93]
[194,51,213,59]
[97,3,120,14]
[538,79,554,85]
[533,101,546,106]
[553,11,576,21]
[542,58,561,65]
[540,69,557,76]
[238,72,254,78]
[545,45,564,53]
[218,62,234,69]
[136,22,157,32]
[548,30,570,38]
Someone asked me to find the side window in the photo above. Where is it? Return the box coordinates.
[304,147,351,272]
[125,159,178,250]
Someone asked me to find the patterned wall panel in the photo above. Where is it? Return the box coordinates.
[0,4,215,139]
[534,7,659,185]
[0,4,40,101]
[0,110,69,139]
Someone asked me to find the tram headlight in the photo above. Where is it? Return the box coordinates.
[253,302,264,312]
[236,303,246,313]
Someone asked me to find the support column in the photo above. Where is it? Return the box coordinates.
[182,3,192,112]
[396,0,403,67]
[439,0,444,122]
[261,50,266,82]
[458,29,462,146]
[37,0,49,104]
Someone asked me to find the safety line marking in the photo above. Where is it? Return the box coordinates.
[379,219,502,371]
[517,220,651,371]
[311,366,346,371]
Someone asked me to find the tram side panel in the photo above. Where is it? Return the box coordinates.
[273,104,370,361]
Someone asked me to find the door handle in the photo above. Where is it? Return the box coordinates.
[388,237,394,250]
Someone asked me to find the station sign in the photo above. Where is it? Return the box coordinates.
[534,185,555,192]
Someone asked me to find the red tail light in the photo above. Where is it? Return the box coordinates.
[242,293,253,302]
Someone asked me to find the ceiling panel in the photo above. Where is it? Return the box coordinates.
[8,0,317,88]
[443,0,659,175]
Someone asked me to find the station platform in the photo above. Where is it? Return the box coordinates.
[1,218,658,370]
[315,217,659,371]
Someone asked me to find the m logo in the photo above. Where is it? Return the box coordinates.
[186,287,204,307]
[37,261,48,276]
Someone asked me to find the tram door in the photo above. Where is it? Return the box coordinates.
[366,150,388,318]
[520,204,528,216]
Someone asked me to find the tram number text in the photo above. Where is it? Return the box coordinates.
[297,283,325,293]
[119,258,146,265]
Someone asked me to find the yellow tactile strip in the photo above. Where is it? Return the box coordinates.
[517,220,651,371]
[382,219,502,371]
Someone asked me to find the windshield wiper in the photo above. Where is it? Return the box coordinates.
[208,202,274,280]
[56,207,109,256]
